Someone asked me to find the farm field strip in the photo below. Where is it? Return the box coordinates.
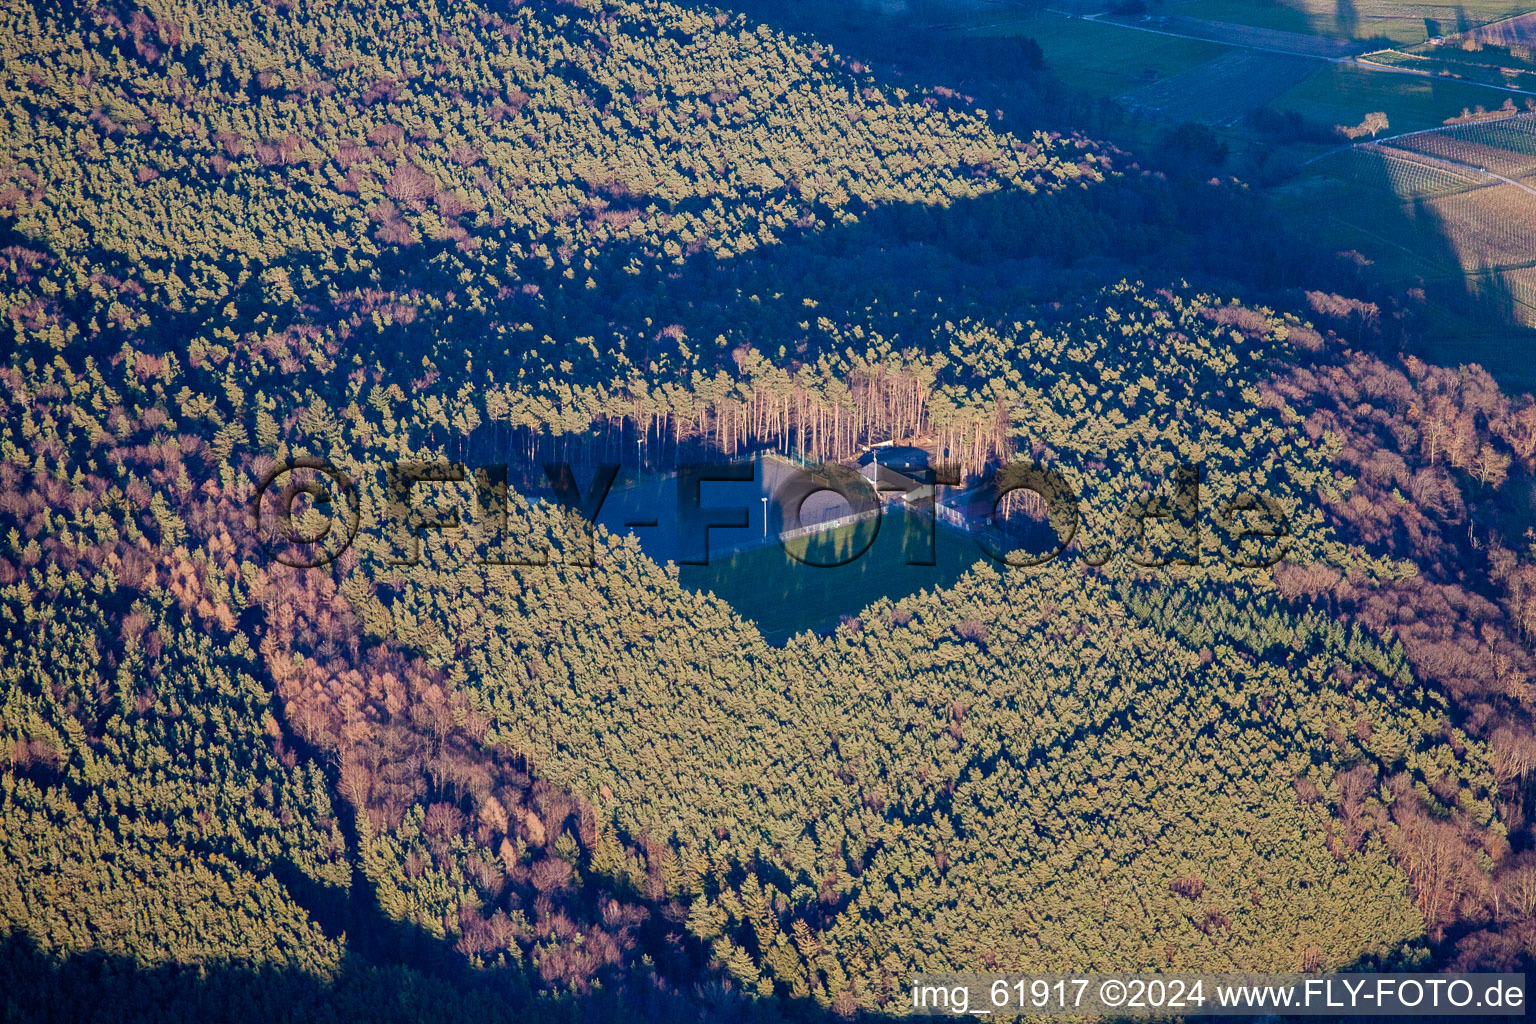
[1094,8,1536,106]
[1426,183,1536,267]
[1392,126,1536,178]
[1119,49,1321,125]
[1317,144,1486,197]
[1358,49,1430,67]
[1361,42,1536,92]
[1502,265,1536,321]
[1457,9,1536,46]
[1350,107,1535,149]
[1292,154,1535,277]
[984,13,1232,98]
[1364,112,1536,181]
[1325,191,1535,275]
[1096,11,1357,57]
[1170,1,1536,45]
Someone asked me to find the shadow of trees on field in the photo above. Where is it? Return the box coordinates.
[1334,0,1364,41]
[1361,161,1536,393]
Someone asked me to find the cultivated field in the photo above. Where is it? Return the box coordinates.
[1310,145,1535,271]
[1272,62,1516,131]
[1425,182,1536,267]
[1374,39,1536,89]
[1457,10,1536,45]
[1170,0,1535,45]
[1284,114,1536,364]
[953,0,1108,25]
[1501,264,1536,324]
[1119,50,1321,125]
[1108,10,1360,56]
[983,4,1534,132]
[1317,144,1484,196]
[1039,1,1536,356]
[966,2,1536,346]
[1391,114,1536,178]
[971,13,1231,99]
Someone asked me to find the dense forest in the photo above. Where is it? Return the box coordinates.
[3,0,1536,1020]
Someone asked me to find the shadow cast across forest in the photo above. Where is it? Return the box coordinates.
[2,926,1457,1024]
[0,927,847,1024]
[342,129,1379,478]
[9,4,1532,1019]
[3,701,869,1020]
[1322,150,1536,396]
[643,0,1536,391]
[273,0,1536,639]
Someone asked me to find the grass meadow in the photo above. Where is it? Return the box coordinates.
[1171,0,1534,44]
[969,12,1231,98]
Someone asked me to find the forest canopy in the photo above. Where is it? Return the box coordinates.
[3,0,1536,1020]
